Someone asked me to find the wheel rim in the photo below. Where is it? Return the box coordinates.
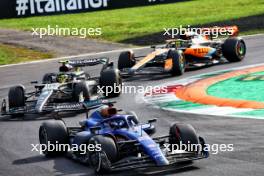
[237,41,246,56]
[89,151,102,172]
[179,55,185,72]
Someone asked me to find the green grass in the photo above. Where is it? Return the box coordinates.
[0,44,53,65]
[0,0,263,42]
[207,73,264,103]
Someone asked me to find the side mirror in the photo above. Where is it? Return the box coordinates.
[90,126,101,134]
[76,77,85,80]
[109,121,119,129]
[31,81,38,84]
[110,120,126,129]
[148,118,157,124]
[108,62,114,67]
[150,45,156,49]
[102,100,116,106]
[35,85,45,90]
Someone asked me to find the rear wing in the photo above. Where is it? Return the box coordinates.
[201,26,239,38]
[59,57,109,67]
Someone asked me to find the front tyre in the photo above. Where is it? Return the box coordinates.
[39,120,69,156]
[8,85,25,117]
[222,37,246,62]
[169,123,199,152]
[88,135,118,174]
[167,50,185,76]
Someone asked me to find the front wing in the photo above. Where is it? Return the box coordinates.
[120,67,170,77]
[1,99,104,116]
[101,150,208,172]
[98,135,209,172]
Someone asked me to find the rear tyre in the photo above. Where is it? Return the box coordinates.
[42,73,57,84]
[39,120,69,156]
[100,69,122,98]
[168,50,185,76]
[118,51,136,70]
[88,135,118,174]
[169,123,199,152]
[73,82,90,102]
[8,85,25,117]
[222,37,246,62]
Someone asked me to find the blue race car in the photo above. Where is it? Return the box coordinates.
[39,100,208,174]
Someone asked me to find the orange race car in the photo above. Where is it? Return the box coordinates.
[118,26,246,77]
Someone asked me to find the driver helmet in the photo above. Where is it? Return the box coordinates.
[57,73,68,83]
[98,105,117,118]
[179,31,195,40]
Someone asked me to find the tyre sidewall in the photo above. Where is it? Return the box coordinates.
[39,120,69,156]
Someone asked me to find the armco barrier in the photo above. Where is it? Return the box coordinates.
[0,0,185,19]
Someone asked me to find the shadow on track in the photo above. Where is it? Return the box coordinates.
[0,111,81,122]
[123,59,230,83]
[13,155,95,176]
[13,155,200,176]
[13,155,50,165]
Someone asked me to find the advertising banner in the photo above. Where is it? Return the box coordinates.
[0,0,184,19]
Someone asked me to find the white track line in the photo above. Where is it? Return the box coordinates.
[0,33,263,68]
[241,33,264,38]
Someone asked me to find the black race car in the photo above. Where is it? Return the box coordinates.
[1,58,122,118]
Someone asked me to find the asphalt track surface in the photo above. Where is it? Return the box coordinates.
[0,35,264,176]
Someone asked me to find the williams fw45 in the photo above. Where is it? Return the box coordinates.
[1,58,122,118]
[118,26,246,77]
[39,101,208,174]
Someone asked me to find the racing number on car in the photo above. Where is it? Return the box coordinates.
[194,48,209,54]
[184,47,210,57]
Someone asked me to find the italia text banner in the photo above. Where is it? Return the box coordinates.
[0,0,184,19]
